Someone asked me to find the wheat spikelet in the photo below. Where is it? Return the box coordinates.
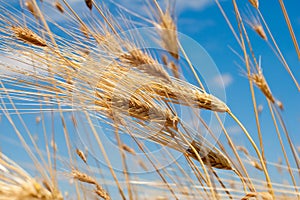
[249,69,275,104]
[71,169,97,185]
[72,169,110,199]
[25,0,38,19]
[248,0,259,9]
[253,25,267,40]
[120,49,171,82]
[55,1,64,13]
[186,141,233,170]
[251,160,263,171]
[138,159,148,171]
[121,144,136,155]
[11,26,47,47]
[157,12,179,59]
[245,11,267,40]
[85,0,92,10]
[76,149,87,163]
[95,185,111,200]
[237,146,250,156]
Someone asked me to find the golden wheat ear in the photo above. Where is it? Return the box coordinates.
[11,26,47,47]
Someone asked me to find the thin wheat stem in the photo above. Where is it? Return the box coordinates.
[114,127,133,200]
[84,111,127,200]
[267,101,299,199]
[228,111,274,197]
[278,0,300,60]
[257,10,300,91]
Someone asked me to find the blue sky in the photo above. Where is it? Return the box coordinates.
[0,0,300,198]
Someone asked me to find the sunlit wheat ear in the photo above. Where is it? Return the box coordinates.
[249,69,275,104]
[0,154,63,200]
[71,169,110,200]
[151,1,179,60]
[71,169,97,185]
[248,0,259,9]
[145,82,229,112]
[120,49,171,82]
[186,141,233,170]
[95,185,111,200]
[157,12,179,59]
[11,26,47,47]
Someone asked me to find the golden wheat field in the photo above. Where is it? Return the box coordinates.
[0,0,299,199]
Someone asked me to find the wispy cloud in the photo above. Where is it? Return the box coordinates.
[176,0,213,12]
[179,18,215,34]
[211,73,234,88]
[226,125,241,135]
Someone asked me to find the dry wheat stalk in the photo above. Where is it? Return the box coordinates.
[80,25,89,39]
[2,1,297,198]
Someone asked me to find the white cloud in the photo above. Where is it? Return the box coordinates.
[226,125,241,135]
[212,73,233,88]
[176,0,213,11]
